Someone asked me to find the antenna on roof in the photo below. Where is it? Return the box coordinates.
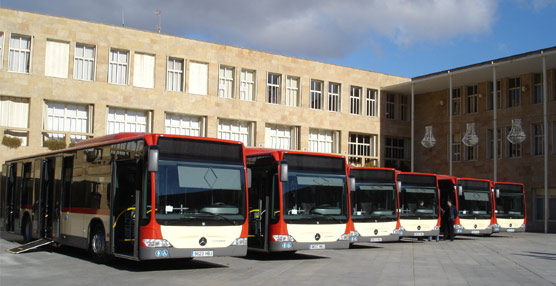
[154,10,162,33]
[122,11,125,27]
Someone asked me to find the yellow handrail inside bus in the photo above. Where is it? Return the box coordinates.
[113,207,135,228]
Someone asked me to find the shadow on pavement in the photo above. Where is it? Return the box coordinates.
[242,250,329,261]
[348,243,382,249]
[513,251,556,261]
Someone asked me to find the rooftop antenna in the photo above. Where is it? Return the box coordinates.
[122,11,125,27]
[154,10,161,33]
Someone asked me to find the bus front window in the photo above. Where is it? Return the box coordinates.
[399,186,438,218]
[458,188,492,219]
[352,184,397,221]
[496,188,524,218]
[154,160,246,226]
[282,171,348,224]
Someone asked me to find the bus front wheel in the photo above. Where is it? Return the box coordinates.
[89,225,107,263]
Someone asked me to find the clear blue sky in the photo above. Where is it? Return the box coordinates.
[2,0,555,78]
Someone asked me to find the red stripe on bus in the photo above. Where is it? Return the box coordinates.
[61,207,110,215]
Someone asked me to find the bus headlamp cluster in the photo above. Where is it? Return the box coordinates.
[454,224,464,230]
[338,233,350,241]
[433,226,440,231]
[349,231,360,242]
[391,228,400,235]
[231,238,247,246]
[273,235,295,242]
[398,227,405,236]
[143,239,173,248]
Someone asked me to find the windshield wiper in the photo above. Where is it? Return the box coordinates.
[161,215,199,225]
[310,214,343,223]
[199,211,238,225]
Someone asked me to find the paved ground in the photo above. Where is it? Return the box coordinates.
[1,232,555,286]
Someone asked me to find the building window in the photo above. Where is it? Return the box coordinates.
[133,53,155,88]
[384,137,410,171]
[8,34,32,73]
[348,133,378,167]
[533,73,544,104]
[74,44,95,81]
[0,96,29,146]
[166,57,184,92]
[108,49,129,85]
[310,80,323,110]
[508,77,521,107]
[464,144,478,161]
[532,123,544,156]
[553,122,556,155]
[218,65,235,99]
[265,124,299,150]
[452,133,461,162]
[350,86,362,115]
[107,107,149,134]
[386,93,396,119]
[466,85,478,113]
[217,119,254,146]
[488,81,501,110]
[506,127,522,158]
[328,82,341,112]
[308,128,339,153]
[188,61,208,95]
[240,69,256,101]
[487,128,502,159]
[44,101,91,143]
[44,40,69,78]
[164,113,203,136]
[534,193,556,221]
[0,32,4,70]
[400,95,408,121]
[452,88,461,115]
[285,76,300,107]
[267,73,281,104]
[365,89,377,117]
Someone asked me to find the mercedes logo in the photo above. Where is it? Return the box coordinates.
[374,229,379,235]
[509,223,512,227]
[199,237,207,246]
[474,224,477,229]
[315,233,321,241]
[417,225,421,230]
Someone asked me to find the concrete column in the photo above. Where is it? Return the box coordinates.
[492,66,497,182]
[542,56,548,234]
[411,84,415,172]
[449,75,453,176]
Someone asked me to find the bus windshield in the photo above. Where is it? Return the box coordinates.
[282,171,348,224]
[154,160,246,226]
[495,185,524,219]
[399,186,438,218]
[459,182,492,219]
[352,184,397,221]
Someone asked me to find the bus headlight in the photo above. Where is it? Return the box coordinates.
[143,239,173,248]
[454,224,464,230]
[520,224,526,229]
[273,235,295,242]
[231,238,247,246]
[433,226,440,231]
[398,227,405,236]
[391,228,399,235]
[349,231,360,242]
[338,233,350,241]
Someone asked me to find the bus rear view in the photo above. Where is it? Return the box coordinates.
[349,167,400,243]
[247,149,351,252]
[494,182,526,232]
[397,172,440,239]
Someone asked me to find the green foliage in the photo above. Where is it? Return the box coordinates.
[1,136,22,149]
[44,139,67,150]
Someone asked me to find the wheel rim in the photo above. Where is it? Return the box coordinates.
[92,232,104,254]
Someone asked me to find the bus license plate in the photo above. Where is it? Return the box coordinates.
[414,232,424,236]
[471,230,480,234]
[192,250,213,257]
[507,229,515,232]
[370,238,383,242]
[309,244,325,250]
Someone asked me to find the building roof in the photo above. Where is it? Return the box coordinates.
[382,46,556,94]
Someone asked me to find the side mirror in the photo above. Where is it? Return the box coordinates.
[349,176,356,192]
[280,161,288,182]
[495,188,500,199]
[458,185,463,196]
[148,145,159,172]
[397,181,402,192]
[247,168,252,189]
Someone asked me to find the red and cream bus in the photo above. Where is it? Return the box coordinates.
[437,176,494,235]
[397,172,440,239]
[1,133,249,261]
[246,148,352,252]
[493,182,526,232]
[348,166,400,243]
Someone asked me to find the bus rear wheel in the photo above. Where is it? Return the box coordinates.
[89,225,107,263]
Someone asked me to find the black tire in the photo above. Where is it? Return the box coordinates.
[22,218,32,243]
[89,224,108,263]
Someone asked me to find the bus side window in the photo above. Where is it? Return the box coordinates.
[61,156,74,209]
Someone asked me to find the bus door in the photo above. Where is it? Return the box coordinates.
[38,158,56,239]
[248,166,273,250]
[438,180,455,233]
[110,159,142,259]
[4,164,17,232]
[52,156,64,241]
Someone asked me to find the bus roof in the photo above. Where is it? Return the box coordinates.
[245,148,345,159]
[437,175,491,184]
[349,166,396,172]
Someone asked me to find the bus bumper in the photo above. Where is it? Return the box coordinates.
[138,245,247,260]
[268,240,350,252]
[455,228,493,235]
[400,230,439,238]
[357,234,400,243]
[499,225,525,233]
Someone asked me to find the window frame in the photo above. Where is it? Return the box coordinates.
[43,101,93,144]
[348,133,378,167]
[365,88,378,117]
[0,32,4,71]
[328,82,341,112]
[265,123,298,150]
[166,57,185,92]
[164,112,204,136]
[188,61,209,96]
[108,48,129,85]
[452,88,461,115]
[488,81,501,110]
[350,86,362,115]
[533,73,544,104]
[508,77,521,108]
[217,118,254,147]
[106,107,150,134]
[466,85,478,114]
[73,43,96,81]
[506,126,522,158]
[285,75,300,107]
[8,33,32,74]
[267,73,282,104]
[532,123,544,156]
[386,93,396,119]
[132,52,156,89]
[218,65,235,99]
[240,68,256,102]
[308,128,338,154]
[452,133,462,162]
[487,128,502,160]
[310,79,324,110]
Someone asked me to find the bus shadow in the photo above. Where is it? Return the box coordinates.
[242,251,329,261]
[513,252,556,261]
[348,244,382,249]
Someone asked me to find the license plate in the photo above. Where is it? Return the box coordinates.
[507,229,515,232]
[191,250,213,257]
[414,232,424,236]
[309,244,325,250]
[370,237,383,242]
[471,230,480,234]
[456,229,463,233]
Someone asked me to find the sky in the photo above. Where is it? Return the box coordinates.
[2,0,555,78]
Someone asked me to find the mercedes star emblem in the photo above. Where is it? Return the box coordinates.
[199,237,207,246]
[315,233,321,241]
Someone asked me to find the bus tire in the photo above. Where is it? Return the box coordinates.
[89,224,107,263]
[22,217,32,243]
